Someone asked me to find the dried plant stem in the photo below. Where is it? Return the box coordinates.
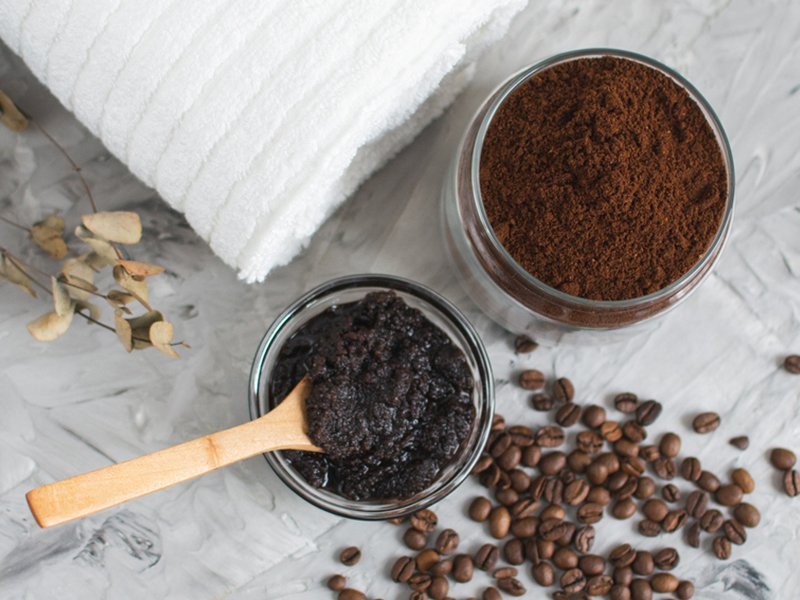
[0,214,30,232]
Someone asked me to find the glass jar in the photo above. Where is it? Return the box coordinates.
[248,274,494,520]
[443,48,735,343]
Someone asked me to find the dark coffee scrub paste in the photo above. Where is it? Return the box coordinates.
[480,56,728,301]
[269,291,475,501]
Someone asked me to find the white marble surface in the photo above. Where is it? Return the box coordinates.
[1,0,799,598]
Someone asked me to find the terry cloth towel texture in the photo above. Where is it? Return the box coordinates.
[0,0,526,282]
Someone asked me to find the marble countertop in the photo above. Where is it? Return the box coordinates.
[1,0,799,598]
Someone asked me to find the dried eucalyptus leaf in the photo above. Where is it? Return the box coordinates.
[51,276,72,316]
[59,274,97,303]
[1,254,36,297]
[126,310,163,331]
[75,225,118,262]
[116,259,164,278]
[107,289,135,305]
[40,215,65,233]
[84,251,112,270]
[112,264,149,306]
[131,333,152,350]
[27,308,74,341]
[150,320,179,358]
[31,216,68,259]
[74,300,102,321]
[62,257,96,282]
[82,211,141,244]
[0,89,28,132]
[114,310,133,353]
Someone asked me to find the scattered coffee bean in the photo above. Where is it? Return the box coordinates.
[472,455,493,475]
[508,425,535,447]
[568,449,593,473]
[716,483,744,506]
[579,554,606,576]
[638,519,661,537]
[635,477,656,499]
[651,572,679,593]
[468,497,492,522]
[530,392,554,411]
[614,566,634,586]
[495,486,518,508]
[697,470,721,493]
[712,535,731,559]
[639,444,660,462]
[613,497,637,519]
[659,433,681,458]
[582,405,607,429]
[532,562,555,586]
[514,334,538,353]
[653,457,677,480]
[632,551,654,576]
[677,580,695,599]
[770,447,797,470]
[510,516,538,539]
[615,438,640,458]
[635,400,662,426]
[700,509,724,533]
[519,369,546,390]
[556,402,581,427]
[563,479,591,506]
[596,452,621,473]
[453,554,474,582]
[600,420,623,442]
[572,526,595,553]
[430,558,452,577]
[339,546,361,566]
[614,392,639,413]
[337,589,366,600]
[653,547,679,570]
[503,538,525,565]
[587,574,614,596]
[729,436,749,450]
[577,502,604,525]
[692,412,721,434]
[328,574,347,591]
[553,377,575,402]
[561,567,587,593]
[662,484,681,502]
[784,354,800,374]
[475,544,499,571]
[404,527,428,550]
[537,426,566,448]
[589,485,612,505]
[521,445,541,467]
[642,498,669,522]
[680,457,702,482]
[784,469,800,497]
[686,521,701,548]
[622,421,648,443]
[496,445,522,471]
[577,430,604,454]
[483,586,502,600]
[630,578,653,600]
[723,519,747,545]
[733,502,761,528]
[731,468,755,494]
[435,529,459,555]
[428,575,448,600]
[610,544,637,568]
[685,490,709,518]
[410,509,438,532]
[391,556,416,583]
[493,567,518,579]
[490,432,512,458]
[496,576,526,596]
[663,509,688,532]
[488,506,511,538]
[416,549,441,572]
[540,451,567,475]
[616,477,638,500]
[610,584,632,600]
[408,571,432,591]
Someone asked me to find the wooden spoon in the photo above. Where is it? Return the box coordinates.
[26,377,320,528]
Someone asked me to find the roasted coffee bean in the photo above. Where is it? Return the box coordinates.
[600,420,623,441]
[577,502,603,525]
[496,576,526,596]
[680,457,702,481]
[503,538,525,565]
[568,449,593,473]
[555,402,581,427]
[556,521,576,547]
[530,475,547,500]
[492,567,517,579]
[784,469,800,497]
[469,497,492,522]
[488,506,511,538]
[700,509,724,533]
[540,451,567,475]
[610,584,632,600]
[731,468,755,494]
[635,400,662,426]
[577,430,604,454]
[638,519,661,537]
[662,509,688,533]
[411,509,438,532]
[574,525,595,553]
[586,461,609,486]
[621,421,647,443]
[339,546,361,566]
[642,498,669,522]
[621,456,646,478]
[630,579,653,600]
[614,566,634,586]
[716,483,744,506]
[544,477,565,503]
[713,535,731,560]
[564,479,591,506]
[531,392,555,411]
[730,435,749,450]
[537,426,566,448]
[491,414,506,431]
[586,575,614,596]
[615,476,637,501]
[662,484,681,502]
[677,580,695,599]
[784,354,800,374]
[511,498,539,520]
[692,412,721,433]
[436,529,459,555]
[639,444,660,462]
[596,452,621,473]
[610,544,636,568]
[685,490,708,518]
[391,557,416,582]
[337,589,366,600]
[514,334,538,353]
[404,528,428,550]
[552,591,569,600]
[697,470,721,493]
[579,554,606,576]
[508,425,535,447]
[521,445,542,468]
[532,562,555,586]
[539,517,568,540]
[453,554,474,582]
[553,377,575,402]
[561,568,587,593]
[408,572,432,591]
[472,455,494,475]
[615,392,639,413]
[328,574,347,591]
[614,438,640,459]
[686,521,701,548]
[559,468,576,484]
[510,515,538,538]
[723,519,747,545]
[497,445,522,471]
[653,458,677,480]
[582,405,607,429]
[535,538,555,560]
[659,433,681,458]
[519,369,546,390]
[612,498,637,520]
[475,544,499,571]
[607,470,630,493]
[635,476,656,499]
[495,487,519,507]
[416,549,441,572]
[653,547,679,570]
[490,432,512,458]
[553,547,579,569]
[734,502,761,527]
[588,486,612,505]
[430,558,452,577]
[632,551,654,576]
[771,448,797,470]
[651,573,679,593]
[483,586,502,600]
[428,575,448,600]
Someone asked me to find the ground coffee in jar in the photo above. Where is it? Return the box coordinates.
[479,56,728,301]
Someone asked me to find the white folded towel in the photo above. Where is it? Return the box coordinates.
[0,0,525,282]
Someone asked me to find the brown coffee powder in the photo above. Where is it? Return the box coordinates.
[479,56,728,301]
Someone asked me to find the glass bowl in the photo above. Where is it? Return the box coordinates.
[248,274,494,520]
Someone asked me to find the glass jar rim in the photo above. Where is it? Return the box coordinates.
[469,47,736,309]
[248,274,495,520]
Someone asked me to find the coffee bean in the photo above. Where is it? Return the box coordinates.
[614,438,640,458]
[491,567,517,579]
[509,516,537,539]
[519,369,546,390]
[430,558,452,577]
[723,519,747,545]
[561,568,587,593]
[574,525,595,553]
[339,546,361,566]
[514,334,538,353]
[638,519,661,537]
[531,391,555,411]
[428,575,448,600]
[729,436,749,450]
[653,547,679,570]
[537,426,566,448]
[563,479,590,506]
[582,405,607,429]
[496,576,525,596]
[692,412,721,433]
[662,509,688,533]
[568,449,592,473]
[716,483,744,506]
[555,402,581,427]
[539,517,568,540]
[651,573,679,593]
[642,498,669,522]
[328,574,347,591]
[337,589,366,600]
[635,476,656,499]
[734,502,761,527]
[630,578,653,600]
[731,468,755,494]
[553,547,578,569]
[700,509,724,533]
[600,420,623,442]
[508,425,535,447]
[577,430,604,454]
[510,498,538,520]
[410,509,438,532]
[553,377,575,402]
[532,561,555,586]
[614,566,634,586]
[614,392,639,413]
[496,445,522,471]
[677,580,695,599]
[658,432,681,458]
[784,469,800,497]
[680,457,702,481]
[596,452,621,473]
[488,506,511,538]
[610,544,636,568]
[662,484,681,502]
[535,538,555,560]
[491,414,506,431]
[607,472,632,495]
[579,554,606,576]
[612,498,637,520]
[404,527,428,550]
[621,456,646,478]
[472,455,494,475]
[784,354,800,374]
[494,483,516,504]
[490,432,512,458]
[475,543,499,571]
[685,490,708,518]
[558,521,577,547]
[610,584,632,600]
[712,535,731,560]
[416,549,441,572]
[482,586,502,600]
[771,447,797,470]
[409,572,432,591]
[635,400,662,426]
[653,457,677,480]
[435,529,459,555]
[622,421,647,443]
[521,445,541,468]
[503,538,525,565]
[632,551,654,576]
[577,502,603,525]
[588,485,612,505]
[543,477,564,503]
[639,445,660,462]
[697,470,721,493]
[453,554,474,582]
[468,497,492,522]
[587,574,614,596]
[391,556,416,582]
[586,461,609,486]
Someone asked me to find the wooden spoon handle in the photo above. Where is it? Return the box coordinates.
[27,378,318,528]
